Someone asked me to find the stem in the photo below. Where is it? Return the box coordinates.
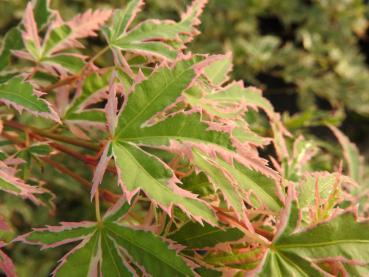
[42,75,79,93]
[4,120,99,150]
[41,156,118,204]
[213,205,271,246]
[95,189,102,223]
[41,46,110,93]
[1,132,119,204]
[89,46,109,64]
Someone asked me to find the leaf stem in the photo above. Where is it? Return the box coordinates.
[0,131,119,204]
[89,46,109,64]
[4,120,99,150]
[95,189,102,223]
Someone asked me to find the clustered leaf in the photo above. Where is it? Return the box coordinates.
[20,200,195,277]
[0,0,367,276]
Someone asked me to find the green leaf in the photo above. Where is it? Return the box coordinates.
[42,25,72,56]
[258,200,369,276]
[193,150,246,219]
[34,0,52,30]
[108,0,205,59]
[216,158,282,212]
[122,113,232,148]
[169,222,244,248]
[0,77,58,121]
[298,173,337,209]
[0,27,23,70]
[110,41,178,60]
[204,247,262,269]
[115,58,198,137]
[22,201,195,276]
[111,57,277,224]
[65,70,130,123]
[42,54,85,74]
[112,142,217,225]
[0,167,49,206]
[203,53,232,86]
[109,0,143,40]
[0,0,50,69]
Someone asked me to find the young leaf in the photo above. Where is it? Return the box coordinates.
[256,198,369,276]
[329,125,363,182]
[42,9,112,56]
[22,3,42,59]
[0,77,59,122]
[20,200,195,277]
[107,0,207,60]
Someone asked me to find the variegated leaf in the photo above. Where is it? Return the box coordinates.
[0,77,59,122]
[20,200,195,277]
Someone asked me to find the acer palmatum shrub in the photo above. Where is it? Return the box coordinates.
[0,0,368,276]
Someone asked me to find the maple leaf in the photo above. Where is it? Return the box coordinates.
[19,199,196,277]
[106,0,208,60]
[16,1,111,73]
[254,188,369,276]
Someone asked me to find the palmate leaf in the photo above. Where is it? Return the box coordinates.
[107,0,207,60]
[0,77,59,122]
[109,57,279,224]
[111,58,227,223]
[256,197,369,276]
[42,9,112,56]
[0,0,51,70]
[20,200,195,277]
[17,2,111,73]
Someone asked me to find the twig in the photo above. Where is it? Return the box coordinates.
[4,120,99,151]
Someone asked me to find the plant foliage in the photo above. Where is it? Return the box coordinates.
[0,1,368,276]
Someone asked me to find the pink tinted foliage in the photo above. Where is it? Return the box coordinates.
[22,3,41,49]
[0,246,17,277]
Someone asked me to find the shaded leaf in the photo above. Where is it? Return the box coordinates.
[169,221,243,248]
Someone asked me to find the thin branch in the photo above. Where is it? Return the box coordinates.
[0,131,119,204]
[4,120,99,150]
[41,156,118,204]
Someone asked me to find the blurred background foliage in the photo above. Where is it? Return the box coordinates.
[1,0,369,275]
